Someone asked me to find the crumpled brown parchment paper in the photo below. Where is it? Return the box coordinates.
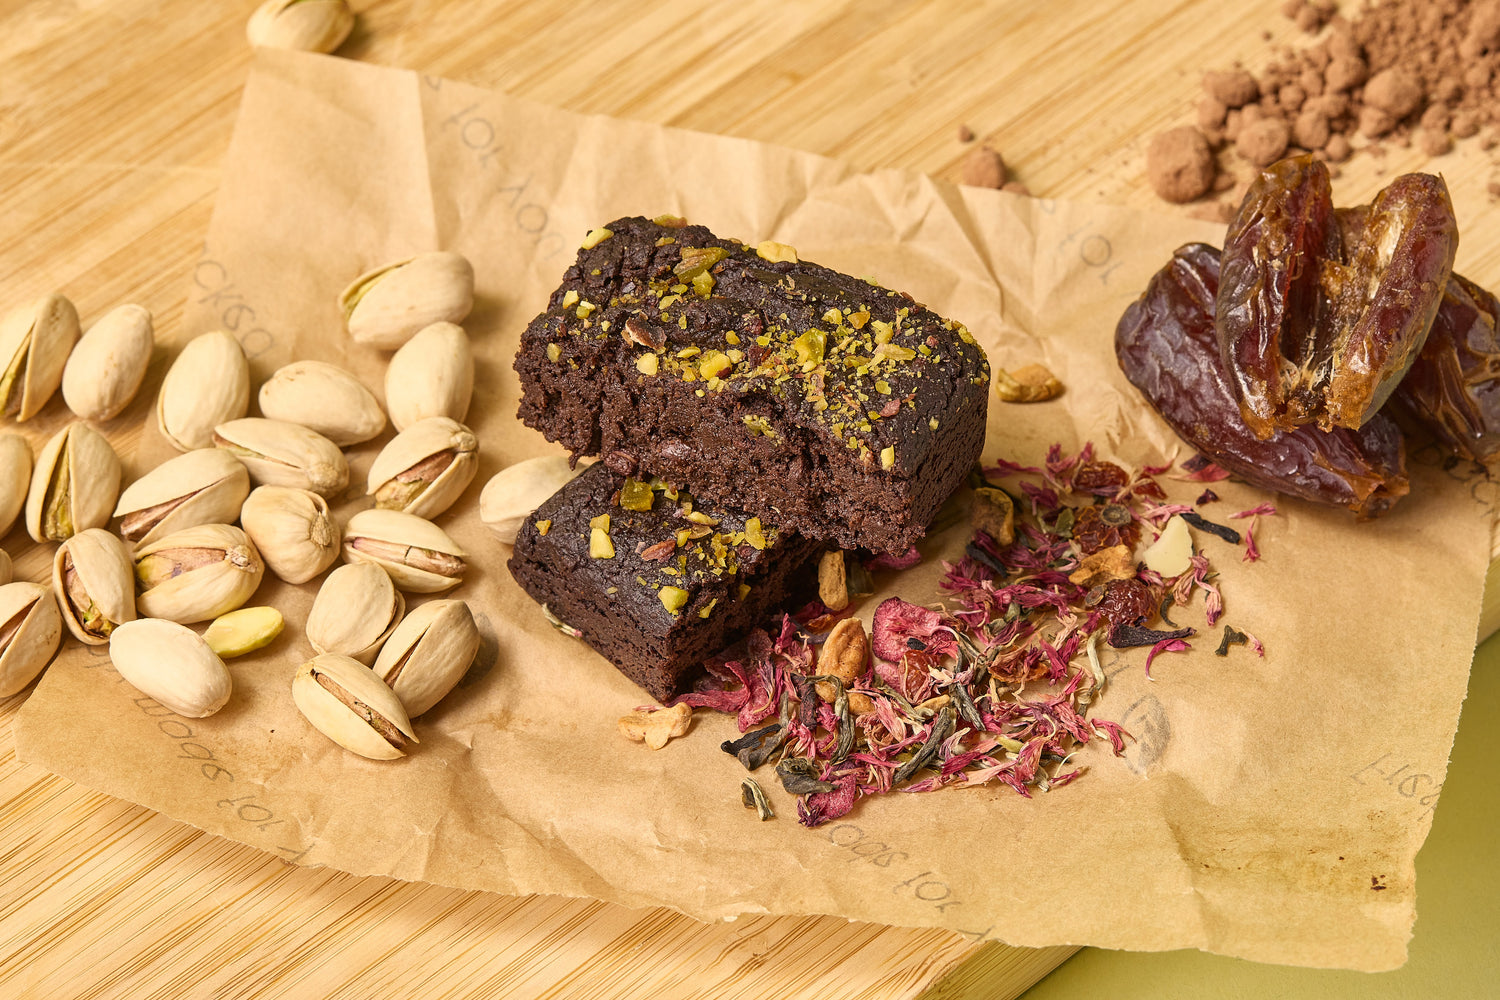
[13,50,1492,971]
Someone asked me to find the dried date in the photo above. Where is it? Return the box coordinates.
[1391,271,1500,464]
[1216,155,1457,437]
[1116,242,1409,519]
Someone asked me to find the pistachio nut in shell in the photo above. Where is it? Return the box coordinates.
[292,653,417,760]
[109,617,231,718]
[156,331,250,451]
[305,562,404,664]
[367,416,478,519]
[61,304,154,421]
[479,455,588,544]
[0,433,31,537]
[0,582,63,697]
[342,508,467,593]
[239,484,340,585]
[52,528,136,645]
[25,421,122,543]
[386,321,474,430]
[246,0,353,53]
[340,251,474,350]
[257,360,386,446]
[0,292,80,422]
[372,599,480,716]
[0,549,10,586]
[114,447,250,547]
[212,417,349,498]
[134,523,265,625]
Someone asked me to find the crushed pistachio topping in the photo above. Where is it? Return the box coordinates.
[636,353,659,375]
[561,289,579,309]
[659,586,690,614]
[744,517,766,550]
[619,479,654,512]
[580,227,614,249]
[536,519,551,536]
[756,240,798,263]
[880,446,896,470]
[589,526,615,559]
[546,343,561,363]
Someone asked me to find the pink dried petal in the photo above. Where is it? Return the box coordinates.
[1143,637,1191,678]
[797,774,858,827]
[1228,503,1278,518]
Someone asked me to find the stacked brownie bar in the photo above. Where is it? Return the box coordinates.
[509,216,990,700]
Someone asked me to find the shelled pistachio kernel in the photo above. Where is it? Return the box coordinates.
[203,606,284,658]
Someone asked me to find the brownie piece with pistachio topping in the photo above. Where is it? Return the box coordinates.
[508,462,821,703]
[515,216,991,554]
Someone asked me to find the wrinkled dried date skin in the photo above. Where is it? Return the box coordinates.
[1117,242,1409,518]
[1392,272,1500,464]
[1216,155,1458,437]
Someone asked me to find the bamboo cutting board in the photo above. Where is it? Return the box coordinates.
[2,2,1497,997]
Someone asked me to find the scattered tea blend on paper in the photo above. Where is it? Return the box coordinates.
[670,445,1269,827]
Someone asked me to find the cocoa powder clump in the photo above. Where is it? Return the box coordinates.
[1146,126,1216,202]
[1151,1,1500,207]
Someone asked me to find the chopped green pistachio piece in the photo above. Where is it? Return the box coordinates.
[698,350,731,378]
[881,446,896,470]
[755,240,798,263]
[536,519,551,535]
[589,513,611,532]
[792,330,826,366]
[561,289,579,309]
[546,343,561,363]
[737,583,752,602]
[619,479,654,512]
[697,598,718,619]
[692,271,715,298]
[673,246,728,280]
[725,331,740,345]
[659,586,689,614]
[581,227,613,249]
[744,517,767,550]
[589,526,615,559]
[636,352,659,375]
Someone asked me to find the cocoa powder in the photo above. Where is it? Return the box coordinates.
[1152,1,1500,207]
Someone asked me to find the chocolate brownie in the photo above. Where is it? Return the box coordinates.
[508,462,821,703]
[514,216,990,554]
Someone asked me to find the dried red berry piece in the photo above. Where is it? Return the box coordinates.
[1217,155,1458,437]
[1072,461,1129,496]
[1116,242,1409,518]
[870,597,955,662]
[1392,271,1500,464]
[1088,578,1157,630]
[1072,503,1140,555]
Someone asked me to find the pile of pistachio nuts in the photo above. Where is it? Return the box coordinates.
[0,249,552,761]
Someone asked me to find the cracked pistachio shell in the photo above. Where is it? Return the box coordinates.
[0,550,10,586]
[246,0,354,53]
[479,455,588,544]
[157,331,250,451]
[0,582,62,697]
[0,293,80,422]
[371,598,480,717]
[61,304,154,421]
[239,485,340,585]
[109,618,231,718]
[25,421,122,543]
[52,528,136,645]
[340,252,474,350]
[212,417,349,498]
[386,322,473,431]
[114,448,251,547]
[306,562,405,665]
[292,652,417,760]
[257,360,386,446]
[134,523,264,625]
[342,508,467,593]
[0,433,31,537]
[367,417,478,519]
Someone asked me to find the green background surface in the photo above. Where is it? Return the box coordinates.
[1023,626,1500,998]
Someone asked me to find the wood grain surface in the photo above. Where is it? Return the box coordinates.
[2,1,1496,997]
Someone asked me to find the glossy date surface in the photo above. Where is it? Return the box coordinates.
[1394,271,1500,464]
[1216,155,1457,438]
[1118,242,1409,519]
